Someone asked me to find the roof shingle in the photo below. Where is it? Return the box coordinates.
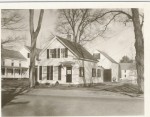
[57,36,97,62]
[1,48,26,60]
[98,50,118,64]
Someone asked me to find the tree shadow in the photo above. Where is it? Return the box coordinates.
[2,86,30,108]
[7,101,29,106]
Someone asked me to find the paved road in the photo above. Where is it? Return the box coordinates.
[2,89,144,116]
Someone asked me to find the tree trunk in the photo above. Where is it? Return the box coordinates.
[131,8,144,93]
[29,9,44,88]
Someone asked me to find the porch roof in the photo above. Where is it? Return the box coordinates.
[1,66,28,69]
[60,61,75,67]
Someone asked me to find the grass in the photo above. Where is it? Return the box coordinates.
[1,79,141,107]
[35,82,140,96]
[2,79,30,107]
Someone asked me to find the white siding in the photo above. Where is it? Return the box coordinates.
[38,38,102,84]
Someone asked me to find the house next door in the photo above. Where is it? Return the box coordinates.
[66,67,72,83]
[104,69,111,82]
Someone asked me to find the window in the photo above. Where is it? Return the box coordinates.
[58,66,61,80]
[97,69,101,77]
[47,66,53,80]
[92,68,96,77]
[56,48,60,58]
[2,68,5,75]
[61,48,68,58]
[50,49,55,58]
[27,53,30,58]
[19,62,21,67]
[93,53,100,59]
[79,67,84,77]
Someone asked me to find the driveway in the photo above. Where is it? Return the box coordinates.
[2,88,144,116]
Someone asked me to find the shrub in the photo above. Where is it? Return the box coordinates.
[45,82,50,85]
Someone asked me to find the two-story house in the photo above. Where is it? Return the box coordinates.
[93,50,119,82]
[1,48,28,79]
[37,36,103,84]
[119,63,137,84]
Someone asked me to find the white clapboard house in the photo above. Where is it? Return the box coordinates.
[1,36,120,84]
[93,50,119,82]
[37,36,104,84]
[1,47,28,78]
[1,45,41,79]
[119,63,137,84]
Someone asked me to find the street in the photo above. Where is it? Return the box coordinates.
[2,88,144,116]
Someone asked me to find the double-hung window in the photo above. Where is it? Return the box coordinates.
[79,67,84,77]
[97,69,101,77]
[92,68,96,77]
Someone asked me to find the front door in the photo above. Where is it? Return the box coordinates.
[66,67,72,83]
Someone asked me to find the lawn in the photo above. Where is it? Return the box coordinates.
[2,79,30,107]
[1,79,141,107]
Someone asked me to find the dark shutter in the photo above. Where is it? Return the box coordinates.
[83,67,85,77]
[50,66,53,80]
[79,67,81,77]
[47,49,49,59]
[47,66,49,80]
[65,48,68,58]
[39,66,42,80]
[58,48,60,58]
[58,66,61,80]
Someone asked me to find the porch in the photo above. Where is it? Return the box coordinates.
[1,66,28,79]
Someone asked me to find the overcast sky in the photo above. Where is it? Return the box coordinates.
[1,9,136,62]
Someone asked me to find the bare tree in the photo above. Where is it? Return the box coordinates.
[29,9,44,87]
[131,8,144,93]
[56,9,106,44]
[1,9,25,31]
[90,9,144,93]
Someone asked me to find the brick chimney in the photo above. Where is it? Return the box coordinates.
[67,34,72,41]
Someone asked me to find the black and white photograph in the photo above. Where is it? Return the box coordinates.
[1,1,149,116]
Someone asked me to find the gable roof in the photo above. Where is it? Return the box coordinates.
[1,48,26,60]
[120,63,136,70]
[25,46,42,55]
[56,36,97,62]
[97,50,118,64]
